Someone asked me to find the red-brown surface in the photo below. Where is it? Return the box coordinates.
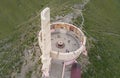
[71,63,81,78]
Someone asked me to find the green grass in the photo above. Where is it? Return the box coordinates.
[0,0,50,39]
[0,0,82,39]
[80,0,120,78]
[0,17,40,77]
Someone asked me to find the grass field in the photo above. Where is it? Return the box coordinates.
[0,0,120,78]
[82,0,120,78]
[0,0,82,77]
[0,0,81,39]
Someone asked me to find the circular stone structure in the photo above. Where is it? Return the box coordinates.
[39,22,86,61]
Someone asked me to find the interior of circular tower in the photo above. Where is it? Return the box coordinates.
[50,23,85,53]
